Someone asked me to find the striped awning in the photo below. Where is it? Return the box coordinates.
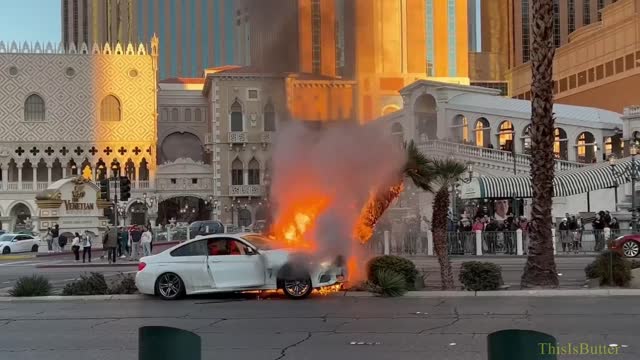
[460,157,638,199]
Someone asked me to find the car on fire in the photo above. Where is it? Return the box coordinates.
[608,234,640,258]
[135,232,345,300]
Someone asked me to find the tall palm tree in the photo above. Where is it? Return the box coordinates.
[427,159,467,290]
[355,141,433,243]
[521,0,559,288]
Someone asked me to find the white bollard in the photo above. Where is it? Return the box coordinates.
[186,226,191,241]
[383,230,390,255]
[516,229,524,255]
[475,230,483,256]
[604,227,611,241]
[551,228,556,255]
[427,231,434,256]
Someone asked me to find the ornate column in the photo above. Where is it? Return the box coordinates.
[1,165,7,190]
[47,165,52,184]
[134,165,139,189]
[62,166,67,178]
[32,166,37,189]
[17,165,22,189]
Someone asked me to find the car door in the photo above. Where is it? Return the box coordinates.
[206,238,266,289]
[14,235,32,252]
[167,240,211,292]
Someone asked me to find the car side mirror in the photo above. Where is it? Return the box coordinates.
[246,247,257,255]
[11,239,18,242]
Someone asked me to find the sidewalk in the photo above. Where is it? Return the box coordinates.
[35,240,179,258]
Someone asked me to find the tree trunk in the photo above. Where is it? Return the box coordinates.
[521,0,559,288]
[432,187,455,290]
[354,182,404,243]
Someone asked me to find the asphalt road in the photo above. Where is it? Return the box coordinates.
[0,295,638,360]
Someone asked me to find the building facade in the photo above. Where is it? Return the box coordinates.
[0,38,158,231]
[509,0,640,113]
[62,0,235,80]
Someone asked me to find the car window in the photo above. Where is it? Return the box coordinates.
[170,240,208,257]
[206,238,248,256]
[0,234,14,242]
[15,235,31,241]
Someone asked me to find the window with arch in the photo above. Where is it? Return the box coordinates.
[391,122,404,145]
[238,208,252,227]
[171,108,179,122]
[498,120,515,151]
[474,118,491,148]
[195,108,202,122]
[522,125,531,153]
[230,100,243,132]
[161,108,168,122]
[451,115,468,143]
[100,95,121,121]
[604,134,623,159]
[264,102,276,132]
[24,94,45,121]
[231,158,244,185]
[248,158,260,185]
[576,131,596,163]
[184,108,192,122]
[382,105,400,116]
[554,128,568,160]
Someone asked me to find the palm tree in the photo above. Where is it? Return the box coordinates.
[354,141,433,243]
[521,0,559,288]
[427,159,467,290]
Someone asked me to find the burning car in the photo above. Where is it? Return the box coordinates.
[135,232,345,300]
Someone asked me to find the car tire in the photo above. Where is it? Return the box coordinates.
[31,245,38,252]
[281,277,313,299]
[623,240,640,258]
[2,247,10,255]
[155,273,185,300]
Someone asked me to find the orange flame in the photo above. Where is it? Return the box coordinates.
[353,183,404,244]
[269,194,332,250]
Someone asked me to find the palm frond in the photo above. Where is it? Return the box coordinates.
[426,158,468,187]
[403,140,435,192]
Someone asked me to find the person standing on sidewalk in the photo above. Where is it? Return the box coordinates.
[71,233,81,262]
[44,227,53,253]
[82,230,92,263]
[118,227,129,259]
[129,225,142,260]
[52,224,60,252]
[102,225,118,264]
[141,226,153,257]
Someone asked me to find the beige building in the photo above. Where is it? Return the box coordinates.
[509,0,640,114]
[0,38,158,231]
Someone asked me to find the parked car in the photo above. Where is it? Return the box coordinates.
[609,234,640,257]
[0,233,39,254]
[188,220,224,239]
[136,232,345,300]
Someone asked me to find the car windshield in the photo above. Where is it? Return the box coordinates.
[241,234,281,251]
[0,234,13,242]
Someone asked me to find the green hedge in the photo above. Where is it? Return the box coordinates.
[366,255,418,290]
[459,261,503,291]
[9,275,51,297]
[584,251,631,287]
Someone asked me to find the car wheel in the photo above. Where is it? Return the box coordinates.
[2,247,10,255]
[623,241,640,258]
[155,273,184,300]
[31,244,38,252]
[282,277,312,299]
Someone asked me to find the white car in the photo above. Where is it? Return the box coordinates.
[136,232,345,300]
[0,233,40,254]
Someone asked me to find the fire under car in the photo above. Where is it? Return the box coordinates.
[135,232,345,300]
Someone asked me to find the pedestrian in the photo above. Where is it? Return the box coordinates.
[82,230,92,263]
[141,226,153,257]
[71,232,81,262]
[592,214,605,251]
[102,225,118,264]
[58,233,67,252]
[52,224,60,252]
[119,227,129,258]
[130,225,142,260]
[559,218,570,253]
[44,227,53,253]
[609,217,620,240]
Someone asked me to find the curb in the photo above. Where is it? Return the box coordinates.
[343,289,640,297]
[37,263,138,269]
[0,294,147,302]
[0,255,35,261]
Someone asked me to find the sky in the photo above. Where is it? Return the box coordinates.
[0,0,60,44]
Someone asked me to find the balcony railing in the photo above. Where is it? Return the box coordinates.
[37,182,48,190]
[421,140,586,173]
[228,132,248,144]
[229,184,264,197]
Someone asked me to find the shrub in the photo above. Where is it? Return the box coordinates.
[367,255,418,290]
[366,269,407,297]
[62,272,108,296]
[459,261,504,291]
[108,273,138,295]
[9,275,51,297]
[587,251,632,287]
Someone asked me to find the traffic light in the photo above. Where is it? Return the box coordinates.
[120,176,131,201]
[99,179,110,201]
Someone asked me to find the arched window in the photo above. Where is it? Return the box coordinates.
[195,108,202,122]
[391,122,404,145]
[100,95,121,121]
[248,158,260,185]
[576,131,596,163]
[264,102,276,132]
[414,94,437,140]
[604,134,623,159]
[554,128,568,160]
[231,158,244,185]
[474,118,491,148]
[171,108,179,122]
[238,208,252,227]
[230,100,243,132]
[161,108,168,122]
[382,105,400,116]
[184,108,191,122]
[24,94,45,121]
[498,120,515,151]
[522,125,532,154]
[450,115,468,143]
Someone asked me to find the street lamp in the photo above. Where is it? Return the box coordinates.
[631,146,638,233]
[609,156,619,211]
[204,195,219,220]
